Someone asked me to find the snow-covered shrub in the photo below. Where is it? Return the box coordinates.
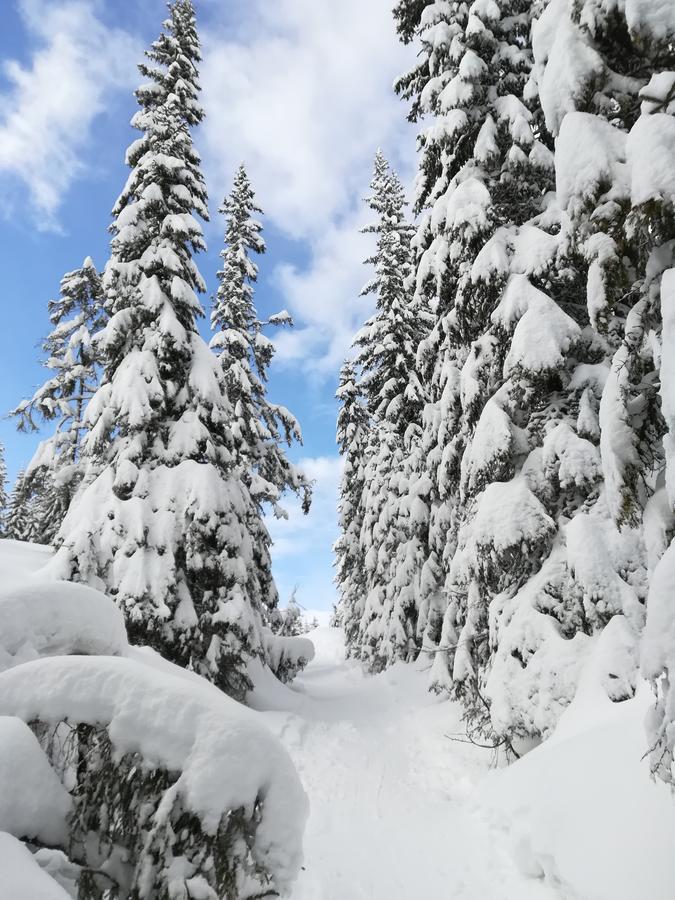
[262,629,315,685]
[0,539,309,898]
[0,655,308,900]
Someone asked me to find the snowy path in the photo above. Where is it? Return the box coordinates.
[253,629,561,900]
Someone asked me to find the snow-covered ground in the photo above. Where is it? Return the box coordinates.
[253,627,675,900]
[2,539,674,899]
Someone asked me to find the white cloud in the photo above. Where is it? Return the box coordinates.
[0,0,139,228]
[200,0,414,239]
[267,455,343,609]
[200,0,416,377]
[271,208,376,376]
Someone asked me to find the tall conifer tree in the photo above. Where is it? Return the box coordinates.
[5,470,32,542]
[392,0,559,704]
[388,0,644,751]
[210,163,311,628]
[524,0,675,781]
[0,444,7,538]
[334,360,369,655]
[336,151,428,668]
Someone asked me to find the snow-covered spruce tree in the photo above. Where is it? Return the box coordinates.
[392,1,561,705]
[525,0,675,780]
[270,586,304,637]
[338,152,428,669]
[50,0,270,700]
[334,360,369,656]
[5,470,35,542]
[20,468,64,546]
[12,259,104,543]
[0,443,7,537]
[210,164,311,631]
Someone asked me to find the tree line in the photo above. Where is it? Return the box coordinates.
[335,0,675,779]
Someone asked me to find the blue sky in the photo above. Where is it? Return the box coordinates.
[0,0,415,611]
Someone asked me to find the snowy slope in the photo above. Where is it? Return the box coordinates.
[253,627,675,900]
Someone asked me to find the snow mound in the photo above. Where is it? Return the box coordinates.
[0,580,127,673]
[0,655,308,893]
[477,644,675,900]
[0,717,70,846]
[0,833,71,900]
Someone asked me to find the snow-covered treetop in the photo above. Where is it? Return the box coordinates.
[137,0,203,128]
[211,164,311,515]
[84,0,224,476]
[211,162,265,336]
[354,151,427,433]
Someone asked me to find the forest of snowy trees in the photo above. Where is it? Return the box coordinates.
[335,0,675,779]
[0,0,674,897]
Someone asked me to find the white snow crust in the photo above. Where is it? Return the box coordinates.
[0,833,71,900]
[0,717,71,846]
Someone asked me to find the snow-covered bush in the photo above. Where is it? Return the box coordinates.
[262,628,315,685]
[0,655,307,899]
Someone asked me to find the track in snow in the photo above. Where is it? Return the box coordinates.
[253,628,562,900]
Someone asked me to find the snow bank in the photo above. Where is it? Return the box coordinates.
[477,641,675,900]
[0,655,308,893]
[0,540,52,586]
[0,718,70,846]
[0,833,71,900]
[0,580,127,673]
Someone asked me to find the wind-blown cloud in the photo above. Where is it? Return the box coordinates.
[0,0,139,228]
